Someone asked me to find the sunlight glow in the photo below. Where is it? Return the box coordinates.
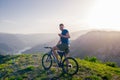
[86,0,120,31]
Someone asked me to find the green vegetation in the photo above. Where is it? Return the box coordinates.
[105,62,118,68]
[84,56,100,63]
[0,54,120,80]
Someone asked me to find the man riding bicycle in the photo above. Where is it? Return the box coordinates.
[53,23,70,62]
[42,26,78,75]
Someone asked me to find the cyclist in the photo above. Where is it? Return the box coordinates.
[52,23,70,63]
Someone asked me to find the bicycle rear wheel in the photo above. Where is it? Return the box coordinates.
[42,54,52,70]
[62,57,79,75]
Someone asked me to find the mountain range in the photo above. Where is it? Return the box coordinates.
[0,31,120,66]
[0,31,86,54]
[70,31,120,66]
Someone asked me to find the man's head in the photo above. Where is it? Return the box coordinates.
[59,23,64,31]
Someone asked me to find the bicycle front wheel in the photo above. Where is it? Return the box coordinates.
[62,57,79,75]
[42,54,52,70]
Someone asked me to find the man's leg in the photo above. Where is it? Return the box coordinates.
[64,53,69,58]
[52,46,59,61]
[65,53,69,63]
[64,46,69,58]
[52,46,60,72]
[64,48,70,68]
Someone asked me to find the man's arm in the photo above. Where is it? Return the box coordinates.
[58,32,70,38]
[62,32,70,38]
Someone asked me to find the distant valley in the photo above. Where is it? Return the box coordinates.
[0,33,57,54]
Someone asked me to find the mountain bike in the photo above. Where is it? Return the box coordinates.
[42,47,79,75]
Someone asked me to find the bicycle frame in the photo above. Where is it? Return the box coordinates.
[46,48,65,67]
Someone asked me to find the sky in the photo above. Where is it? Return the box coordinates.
[0,0,120,34]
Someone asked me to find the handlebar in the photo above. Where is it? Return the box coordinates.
[44,47,52,49]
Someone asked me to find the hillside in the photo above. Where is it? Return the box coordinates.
[70,31,120,66]
[0,43,13,55]
[0,54,120,80]
[0,33,25,54]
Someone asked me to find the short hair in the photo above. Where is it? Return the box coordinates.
[59,23,64,26]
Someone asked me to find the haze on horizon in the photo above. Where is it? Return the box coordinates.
[0,0,120,34]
